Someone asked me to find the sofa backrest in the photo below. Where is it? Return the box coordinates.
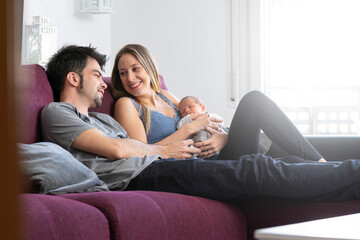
[18,64,168,144]
[18,64,53,144]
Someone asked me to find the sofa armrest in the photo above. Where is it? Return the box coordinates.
[306,135,360,161]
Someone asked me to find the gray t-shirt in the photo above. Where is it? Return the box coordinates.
[41,102,159,190]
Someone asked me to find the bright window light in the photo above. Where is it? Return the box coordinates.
[262,0,360,135]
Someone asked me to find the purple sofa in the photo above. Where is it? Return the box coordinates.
[18,64,360,240]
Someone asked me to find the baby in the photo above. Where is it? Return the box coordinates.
[177,96,273,159]
[177,96,224,143]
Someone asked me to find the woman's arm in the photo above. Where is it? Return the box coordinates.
[113,97,148,143]
[113,96,201,144]
[113,93,211,145]
[114,94,225,153]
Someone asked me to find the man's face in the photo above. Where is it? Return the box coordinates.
[78,58,107,108]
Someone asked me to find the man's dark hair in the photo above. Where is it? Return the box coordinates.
[46,45,107,101]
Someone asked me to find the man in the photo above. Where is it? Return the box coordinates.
[42,45,360,201]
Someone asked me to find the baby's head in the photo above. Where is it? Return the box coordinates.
[178,96,206,117]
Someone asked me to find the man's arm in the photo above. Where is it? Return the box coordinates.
[72,128,200,160]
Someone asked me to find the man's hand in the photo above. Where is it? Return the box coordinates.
[195,127,228,158]
[160,139,201,159]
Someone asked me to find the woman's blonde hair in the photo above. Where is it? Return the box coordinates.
[110,44,162,134]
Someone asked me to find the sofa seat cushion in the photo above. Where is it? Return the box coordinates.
[62,191,247,240]
[238,198,360,240]
[20,194,110,240]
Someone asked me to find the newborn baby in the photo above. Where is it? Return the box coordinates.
[177,96,224,143]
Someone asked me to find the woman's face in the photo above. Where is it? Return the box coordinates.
[117,53,152,97]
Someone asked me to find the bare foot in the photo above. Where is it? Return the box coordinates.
[318,158,327,162]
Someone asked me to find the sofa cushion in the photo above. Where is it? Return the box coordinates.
[18,142,109,194]
[20,194,110,240]
[62,191,247,240]
[159,75,168,90]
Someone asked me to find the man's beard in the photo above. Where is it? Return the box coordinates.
[79,73,103,108]
[94,97,102,108]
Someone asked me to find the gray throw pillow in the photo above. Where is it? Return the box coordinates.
[18,142,109,194]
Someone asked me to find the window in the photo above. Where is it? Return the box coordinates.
[261,0,360,135]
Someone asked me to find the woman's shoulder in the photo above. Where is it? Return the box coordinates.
[114,97,139,111]
[160,90,180,107]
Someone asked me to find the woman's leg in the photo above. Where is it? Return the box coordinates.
[219,91,323,161]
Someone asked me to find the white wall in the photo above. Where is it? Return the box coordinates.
[22,0,112,74]
[22,0,238,124]
[111,0,237,124]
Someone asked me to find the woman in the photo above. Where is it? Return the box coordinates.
[111,44,326,162]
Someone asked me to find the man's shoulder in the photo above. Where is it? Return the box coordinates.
[89,111,115,121]
[43,102,75,111]
[41,102,78,120]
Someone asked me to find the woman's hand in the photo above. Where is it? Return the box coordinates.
[186,113,223,135]
[207,115,224,130]
[185,113,211,135]
[195,127,228,158]
[189,112,205,120]
[191,113,223,126]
